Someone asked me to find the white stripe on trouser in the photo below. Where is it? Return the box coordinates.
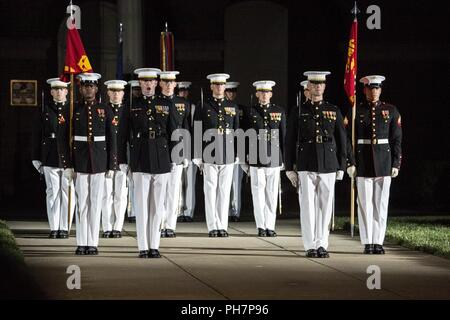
[183,162,197,218]
[133,172,170,251]
[43,167,75,231]
[164,164,184,230]
[356,177,391,245]
[102,171,128,232]
[75,173,105,246]
[229,163,244,217]
[298,172,336,251]
[203,163,234,232]
[250,167,280,230]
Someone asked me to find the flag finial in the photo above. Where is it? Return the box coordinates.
[165,22,168,32]
[351,2,360,18]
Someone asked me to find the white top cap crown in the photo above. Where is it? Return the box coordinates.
[303,71,331,82]
[360,75,386,86]
[225,82,240,90]
[104,80,127,90]
[253,80,276,91]
[47,78,69,88]
[177,81,192,89]
[207,73,230,84]
[134,68,161,79]
[77,73,102,83]
[159,71,180,81]
[128,80,140,88]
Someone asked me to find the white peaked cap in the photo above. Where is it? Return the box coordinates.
[253,80,276,91]
[134,68,161,80]
[104,80,127,90]
[303,71,331,82]
[207,73,230,84]
[360,75,386,87]
[159,71,180,81]
[47,78,69,88]
[300,80,309,89]
[77,73,102,83]
[177,81,192,89]
[225,82,240,90]
[128,80,140,88]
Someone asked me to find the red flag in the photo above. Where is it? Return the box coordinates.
[61,22,93,80]
[344,17,358,105]
[160,23,175,71]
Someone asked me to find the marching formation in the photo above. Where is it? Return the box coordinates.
[31,69,402,259]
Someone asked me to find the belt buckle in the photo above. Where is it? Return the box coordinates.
[218,128,224,135]
[372,138,377,145]
[316,135,323,144]
[87,135,93,143]
[149,130,156,139]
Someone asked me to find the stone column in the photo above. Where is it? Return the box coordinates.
[118,0,144,74]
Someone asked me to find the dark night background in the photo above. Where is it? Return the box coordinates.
[0,0,449,221]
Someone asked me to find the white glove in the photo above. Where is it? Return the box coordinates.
[119,164,128,174]
[391,168,399,178]
[63,168,75,179]
[182,159,189,169]
[240,164,249,175]
[336,171,344,181]
[105,170,114,179]
[347,166,356,179]
[280,163,285,171]
[235,157,240,164]
[32,160,43,174]
[192,158,203,170]
[286,171,298,188]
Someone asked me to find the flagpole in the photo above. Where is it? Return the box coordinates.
[350,1,359,238]
[68,72,74,233]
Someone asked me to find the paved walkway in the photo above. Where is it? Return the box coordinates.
[7,219,450,300]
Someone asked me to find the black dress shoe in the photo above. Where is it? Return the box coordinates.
[160,229,167,238]
[364,244,374,254]
[229,216,240,222]
[102,231,112,238]
[86,246,98,255]
[75,246,87,255]
[373,244,385,254]
[58,230,69,239]
[177,215,186,222]
[148,249,161,258]
[208,230,219,237]
[266,229,277,237]
[165,229,176,238]
[184,216,193,222]
[317,247,330,258]
[112,230,122,238]
[306,249,318,258]
[218,229,229,237]
[49,231,58,239]
[139,250,149,258]
[258,228,267,237]
[128,217,136,223]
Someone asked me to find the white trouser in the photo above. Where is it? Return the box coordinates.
[163,164,184,230]
[357,177,391,245]
[133,172,170,251]
[102,171,128,232]
[229,163,244,217]
[298,171,336,251]
[75,173,105,247]
[203,163,234,232]
[250,167,280,231]
[127,173,135,218]
[43,167,75,231]
[183,162,197,218]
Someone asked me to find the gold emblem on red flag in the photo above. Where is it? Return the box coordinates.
[78,55,92,72]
